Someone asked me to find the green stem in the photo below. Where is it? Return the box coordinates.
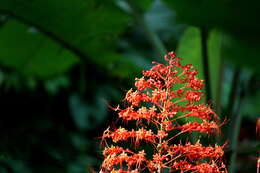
[200,27,211,103]
[125,0,167,56]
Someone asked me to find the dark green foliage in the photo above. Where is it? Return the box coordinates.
[0,0,258,173]
[0,0,130,75]
[163,0,260,73]
[0,20,78,78]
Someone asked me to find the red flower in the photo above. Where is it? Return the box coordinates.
[100,52,227,173]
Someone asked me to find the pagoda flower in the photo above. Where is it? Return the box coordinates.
[99,52,227,173]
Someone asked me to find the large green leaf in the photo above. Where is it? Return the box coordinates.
[207,30,222,102]
[176,27,222,103]
[0,0,129,67]
[162,0,260,41]
[222,35,260,73]
[162,0,260,73]
[0,20,78,78]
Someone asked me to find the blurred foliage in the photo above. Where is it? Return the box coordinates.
[0,0,258,173]
[0,20,79,78]
[162,0,260,40]
[163,0,260,73]
[127,0,153,11]
[0,0,135,77]
[222,35,260,73]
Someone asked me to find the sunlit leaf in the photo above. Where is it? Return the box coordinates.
[176,26,222,103]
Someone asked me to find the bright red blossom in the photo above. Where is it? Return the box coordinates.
[100,52,227,173]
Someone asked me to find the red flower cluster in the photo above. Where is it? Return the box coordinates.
[100,52,227,173]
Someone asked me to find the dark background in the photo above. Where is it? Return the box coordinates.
[0,0,259,172]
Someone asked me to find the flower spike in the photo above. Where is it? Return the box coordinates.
[100,52,227,173]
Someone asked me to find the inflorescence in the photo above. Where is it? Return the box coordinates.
[99,52,227,173]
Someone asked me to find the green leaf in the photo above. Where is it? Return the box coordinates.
[161,0,260,73]
[207,30,222,102]
[131,0,153,11]
[162,0,260,42]
[176,27,222,103]
[222,35,260,73]
[0,0,129,67]
[0,20,78,78]
[162,0,227,28]
[176,27,204,79]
